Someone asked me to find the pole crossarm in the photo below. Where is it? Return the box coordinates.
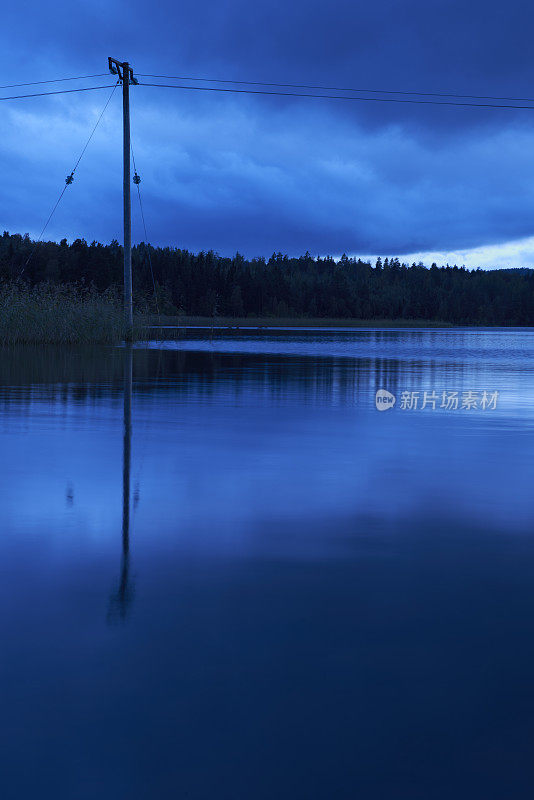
[108,57,138,85]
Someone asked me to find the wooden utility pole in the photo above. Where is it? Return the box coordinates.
[122,64,132,334]
[108,57,138,336]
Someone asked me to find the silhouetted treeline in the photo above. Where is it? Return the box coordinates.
[2,231,533,324]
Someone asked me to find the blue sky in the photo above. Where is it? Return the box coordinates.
[1,0,534,267]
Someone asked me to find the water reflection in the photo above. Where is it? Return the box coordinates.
[0,334,531,413]
[1,330,534,799]
[108,344,134,623]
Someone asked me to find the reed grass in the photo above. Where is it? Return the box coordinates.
[0,282,136,344]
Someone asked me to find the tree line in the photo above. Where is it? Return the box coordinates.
[1,231,533,324]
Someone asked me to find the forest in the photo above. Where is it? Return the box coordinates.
[1,231,533,325]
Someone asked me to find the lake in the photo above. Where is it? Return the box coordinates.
[1,328,534,799]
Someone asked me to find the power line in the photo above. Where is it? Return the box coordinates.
[129,86,154,296]
[3,75,534,111]
[130,141,161,320]
[138,82,534,111]
[0,84,118,101]
[71,81,120,176]
[21,81,120,273]
[3,70,534,109]
[4,68,534,105]
[138,73,534,105]
[0,73,108,90]
[21,185,70,273]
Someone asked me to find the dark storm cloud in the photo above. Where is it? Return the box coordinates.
[1,0,533,261]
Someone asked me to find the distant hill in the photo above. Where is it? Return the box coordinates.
[494,267,534,274]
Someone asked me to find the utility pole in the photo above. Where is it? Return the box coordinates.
[108,57,138,336]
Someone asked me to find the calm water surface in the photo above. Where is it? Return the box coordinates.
[1,328,534,799]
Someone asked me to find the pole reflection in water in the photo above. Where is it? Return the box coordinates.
[108,343,134,622]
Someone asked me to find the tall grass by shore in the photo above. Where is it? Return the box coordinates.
[0,282,133,344]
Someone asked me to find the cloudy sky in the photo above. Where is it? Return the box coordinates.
[1,0,534,267]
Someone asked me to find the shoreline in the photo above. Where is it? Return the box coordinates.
[146,315,531,330]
